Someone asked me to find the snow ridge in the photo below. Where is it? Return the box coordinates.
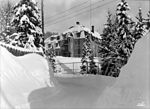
[0,42,43,55]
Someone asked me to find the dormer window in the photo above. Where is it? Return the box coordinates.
[76,32,81,38]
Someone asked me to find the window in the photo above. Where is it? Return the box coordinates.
[57,36,60,40]
[48,44,51,48]
[56,43,58,47]
[76,32,81,38]
[51,37,54,41]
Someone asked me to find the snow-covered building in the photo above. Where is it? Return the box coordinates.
[61,22,101,57]
[44,34,61,56]
[44,22,101,57]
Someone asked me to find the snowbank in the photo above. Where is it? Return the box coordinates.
[0,46,52,109]
[0,33,149,109]
[29,34,150,108]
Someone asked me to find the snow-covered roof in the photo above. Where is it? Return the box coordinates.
[63,24,102,39]
[51,35,59,38]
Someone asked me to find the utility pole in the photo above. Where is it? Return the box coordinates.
[41,0,44,35]
[41,0,45,48]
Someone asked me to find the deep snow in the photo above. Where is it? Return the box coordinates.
[0,46,52,109]
[0,33,149,108]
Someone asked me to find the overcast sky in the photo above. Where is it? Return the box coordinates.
[0,0,149,33]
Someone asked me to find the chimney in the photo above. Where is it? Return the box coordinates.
[91,25,94,33]
[76,22,80,25]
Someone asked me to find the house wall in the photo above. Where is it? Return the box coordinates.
[60,37,85,57]
[73,38,85,57]
[60,36,99,57]
[56,30,99,57]
[60,38,70,57]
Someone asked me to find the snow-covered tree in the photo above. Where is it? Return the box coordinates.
[99,10,114,58]
[116,0,133,39]
[107,0,134,77]
[0,0,13,32]
[99,10,123,77]
[0,1,14,43]
[10,0,43,51]
[80,41,88,73]
[80,32,97,74]
[81,34,91,74]
[99,0,150,77]
[98,0,135,77]
[132,8,145,41]
[0,26,15,43]
[45,44,56,73]
[89,52,97,74]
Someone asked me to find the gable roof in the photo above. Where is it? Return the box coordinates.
[63,24,102,39]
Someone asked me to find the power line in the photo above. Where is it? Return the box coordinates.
[45,0,118,27]
[90,0,92,27]
[45,0,103,23]
[46,0,90,20]
[45,0,113,26]
[45,0,105,24]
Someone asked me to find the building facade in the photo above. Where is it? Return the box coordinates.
[45,22,101,57]
[61,22,101,57]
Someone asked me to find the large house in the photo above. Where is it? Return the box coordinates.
[45,22,101,57]
[61,22,101,57]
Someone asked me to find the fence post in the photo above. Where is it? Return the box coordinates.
[86,62,88,74]
[98,62,100,74]
[73,62,74,74]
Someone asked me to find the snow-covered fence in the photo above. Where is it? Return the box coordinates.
[56,62,101,75]
[0,42,43,56]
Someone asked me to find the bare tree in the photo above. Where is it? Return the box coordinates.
[0,0,13,32]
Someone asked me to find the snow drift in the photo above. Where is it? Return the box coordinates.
[29,34,150,108]
[0,46,52,109]
[0,33,149,109]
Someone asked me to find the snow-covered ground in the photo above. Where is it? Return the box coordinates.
[0,46,52,109]
[0,33,149,109]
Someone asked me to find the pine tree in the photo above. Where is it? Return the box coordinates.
[0,1,14,43]
[89,52,97,74]
[81,34,90,74]
[97,0,149,77]
[0,26,14,43]
[80,41,88,73]
[0,1,13,32]
[99,0,134,77]
[81,33,97,74]
[10,0,43,51]
[116,0,132,39]
[99,10,114,59]
[133,8,145,41]
[45,44,56,73]
[110,0,134,77]
[88,34,97,74]
[99,10,119,76]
